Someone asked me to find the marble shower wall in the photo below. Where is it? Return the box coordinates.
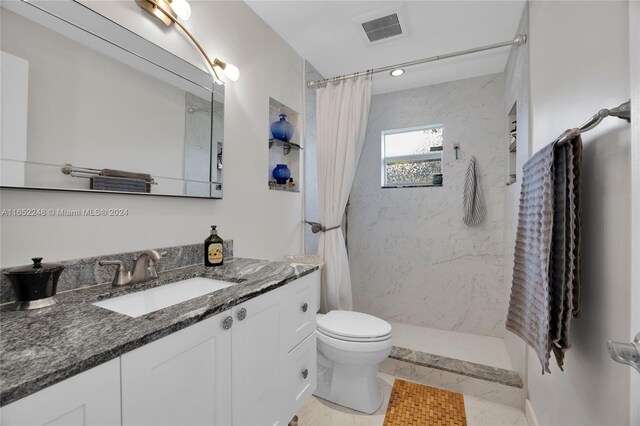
[349,73,507,337]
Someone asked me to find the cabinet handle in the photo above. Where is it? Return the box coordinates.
[222,316,233,330]
[301,303,308,313]
[237,307,247,321]
[301,369,308,379]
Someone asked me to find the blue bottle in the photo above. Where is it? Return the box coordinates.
[270,114,293,142]
[272,164,291,184]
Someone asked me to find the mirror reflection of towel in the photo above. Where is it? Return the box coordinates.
[101,169,152,192]
[91,176,147,193]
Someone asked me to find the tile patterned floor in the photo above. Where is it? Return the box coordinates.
[296,372,529,426]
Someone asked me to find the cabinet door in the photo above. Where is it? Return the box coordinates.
[231,291,282,426]
[121,311,232,426]
[1,358,121,426]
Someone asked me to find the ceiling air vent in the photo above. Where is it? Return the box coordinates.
[361,13,402,43]
[351,4,410,46]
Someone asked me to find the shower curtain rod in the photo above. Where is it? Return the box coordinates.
[306,34,527,88]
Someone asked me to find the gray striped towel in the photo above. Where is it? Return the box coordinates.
[463,156,486,226]
[506,135,582,373]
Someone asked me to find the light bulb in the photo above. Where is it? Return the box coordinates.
[213,58,240,82]
[390,68,405,77]
[221,63,239,81]
[170,0,191,20]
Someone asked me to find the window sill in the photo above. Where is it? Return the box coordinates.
[381,184,443,189]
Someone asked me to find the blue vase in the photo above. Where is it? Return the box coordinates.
[272,164,291,184]
[270,114,293,142]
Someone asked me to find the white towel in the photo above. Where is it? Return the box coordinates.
[463,156,485,225]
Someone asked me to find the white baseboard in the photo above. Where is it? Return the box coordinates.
[525,399,540,426]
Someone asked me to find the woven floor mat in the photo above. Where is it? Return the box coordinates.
[383,379,467,426]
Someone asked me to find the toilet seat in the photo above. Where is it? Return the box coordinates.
[317,310,392,343]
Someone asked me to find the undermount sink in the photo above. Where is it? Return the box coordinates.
[93,277,233,318]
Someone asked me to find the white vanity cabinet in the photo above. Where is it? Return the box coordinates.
[231,270,319,426]
[121,311,233,426]
[0,359,121,426]
[1,270,320,426]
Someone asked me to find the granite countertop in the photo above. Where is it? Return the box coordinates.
[0,257,318,406]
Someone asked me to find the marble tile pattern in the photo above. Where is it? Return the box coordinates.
[380,359,523,409]
[349,73,508,337]
[390,346,522,388]
[0,241,233,304]
[0,257,317,406]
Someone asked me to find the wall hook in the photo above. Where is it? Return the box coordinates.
[454,144,460,160]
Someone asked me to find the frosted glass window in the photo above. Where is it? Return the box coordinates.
[381,124,443,187]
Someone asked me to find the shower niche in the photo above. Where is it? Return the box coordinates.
[268,97,301,193]
[507,102,517,185]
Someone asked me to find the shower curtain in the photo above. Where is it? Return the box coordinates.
[316,76,372,312]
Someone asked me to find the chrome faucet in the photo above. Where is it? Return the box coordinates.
[99,249,166,287]
[98,260,132,287]
[131,250,165,283]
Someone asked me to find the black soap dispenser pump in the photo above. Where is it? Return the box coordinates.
[205,226,224,267]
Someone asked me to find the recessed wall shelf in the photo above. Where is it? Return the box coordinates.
[269,138,303,155]
[507,102,517,186]
[268,97,301,192]
[268,181,299,192]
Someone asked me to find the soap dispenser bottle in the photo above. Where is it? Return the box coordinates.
[204,226,224,267]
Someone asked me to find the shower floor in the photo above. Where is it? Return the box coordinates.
[389,322,513,370]
[382,322,524,409]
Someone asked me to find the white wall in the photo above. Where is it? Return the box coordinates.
[502,4,530,394]
[630,4,640,424]
[349,74,507,337]
[0,1,304,266]
[526,2,631,425]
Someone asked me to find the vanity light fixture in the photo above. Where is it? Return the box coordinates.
[168,0,191,20]
[390,68,405,77]
[136,0,238,84]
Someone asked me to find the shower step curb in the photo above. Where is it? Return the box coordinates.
[389,346,523,388]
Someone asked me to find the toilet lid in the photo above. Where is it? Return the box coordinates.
[317,310,392,342]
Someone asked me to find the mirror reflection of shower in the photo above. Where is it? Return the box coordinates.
[188,105,224,119]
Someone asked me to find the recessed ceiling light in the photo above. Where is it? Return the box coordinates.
[390,68,405,77]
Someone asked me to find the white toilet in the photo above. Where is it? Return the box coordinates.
[313,310,393,414]
[288,256,393,414]
[286,255,393,414]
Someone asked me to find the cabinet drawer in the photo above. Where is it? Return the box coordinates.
[281,332,316,424]
[281,270,319,351]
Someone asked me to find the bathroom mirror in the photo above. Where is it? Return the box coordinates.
[0,0,224,199]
